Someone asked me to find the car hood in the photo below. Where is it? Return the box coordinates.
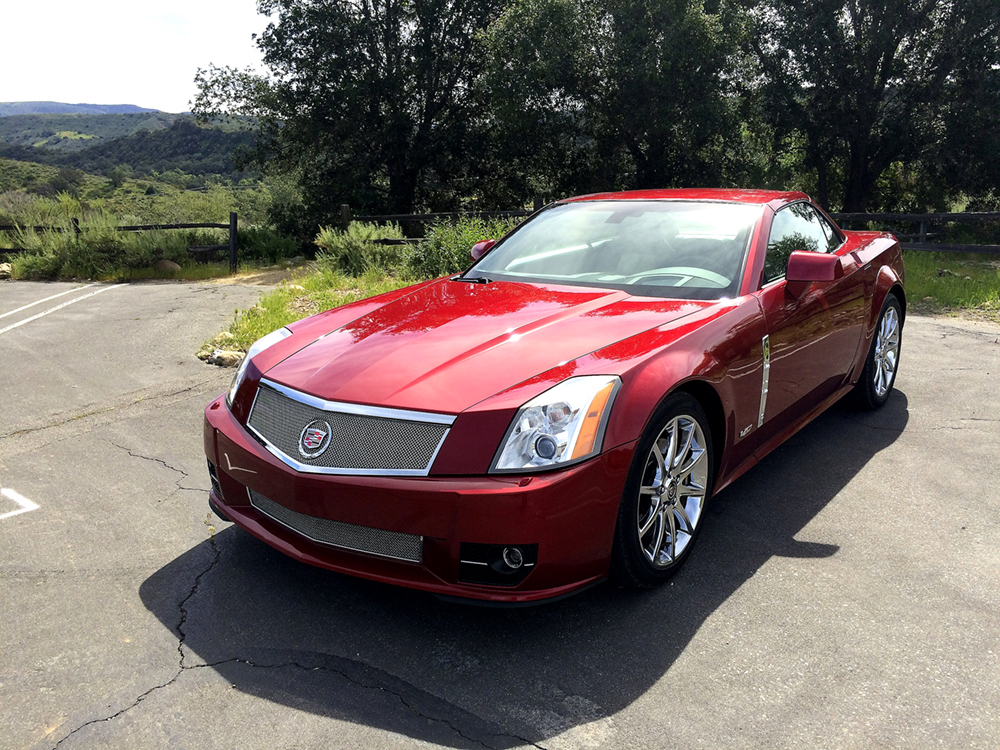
[264,278,708,414]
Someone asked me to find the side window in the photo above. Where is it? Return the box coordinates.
[814,209,842,252]
[763,202,830,283]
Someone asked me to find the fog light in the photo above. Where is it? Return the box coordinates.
[502,546,524,570]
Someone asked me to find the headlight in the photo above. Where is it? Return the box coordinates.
[227,327,293,405]
[491,375,621,473]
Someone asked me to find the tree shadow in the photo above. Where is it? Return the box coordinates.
[140,391,909,747]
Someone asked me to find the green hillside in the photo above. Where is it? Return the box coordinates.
[0,112,182,151]
[0,117,255,186]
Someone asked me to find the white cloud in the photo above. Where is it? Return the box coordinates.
[0,0,273,112]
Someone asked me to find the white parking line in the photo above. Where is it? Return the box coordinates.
[0,284,126,336]
[0,488,39,520]
[0,284,96,320]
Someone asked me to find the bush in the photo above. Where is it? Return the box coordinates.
[314,222,406,276]
[239,226,301,263]
[406,216,520,278]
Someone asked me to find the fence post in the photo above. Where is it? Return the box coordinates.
[919,220,927,243]
[534,195,543,212]
[340,204,351,232]
[229,212,238,274]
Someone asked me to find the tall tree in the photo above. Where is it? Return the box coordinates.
[749,0,1000,211]
[194,0,504,216]
[477,0,745,204]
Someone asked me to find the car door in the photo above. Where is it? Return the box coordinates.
[752,202,866,445]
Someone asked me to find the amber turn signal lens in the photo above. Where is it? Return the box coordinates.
[570,381,616,459]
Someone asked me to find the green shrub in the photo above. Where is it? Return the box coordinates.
[314,222,406,276]
[406,216,520,278]
[239,226,300,263]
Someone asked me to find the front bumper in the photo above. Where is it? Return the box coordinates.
[203,395,635,603]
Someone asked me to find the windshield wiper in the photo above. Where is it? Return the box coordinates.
[451,275,491,284]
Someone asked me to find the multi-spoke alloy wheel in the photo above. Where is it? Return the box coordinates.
[637,415,708,568]
[612,393,714,587]
[856,294,903,410]
[873,305,900,398]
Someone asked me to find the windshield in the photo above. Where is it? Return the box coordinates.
[468,200,760,299]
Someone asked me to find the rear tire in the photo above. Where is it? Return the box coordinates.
[611,393,714,588]
[856,295,902,410]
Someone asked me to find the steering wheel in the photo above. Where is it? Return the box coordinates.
[626,266,730,288]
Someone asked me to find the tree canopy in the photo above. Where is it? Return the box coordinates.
[194,0,1000,217]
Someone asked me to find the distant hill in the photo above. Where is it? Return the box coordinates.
[0,102,161,117]
[0,117,255,183]
[0,113,184,152]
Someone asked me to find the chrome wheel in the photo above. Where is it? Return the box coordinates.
[636,415,709,568]
[873,305,900,398]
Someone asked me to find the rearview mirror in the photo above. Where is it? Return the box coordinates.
[470,239,496,261]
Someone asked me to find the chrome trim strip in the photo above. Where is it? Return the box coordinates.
[758,334,770,427]
[248,488,423,562]
[259,378,455,425]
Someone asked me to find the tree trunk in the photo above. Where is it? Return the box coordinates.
[841,140,874,212]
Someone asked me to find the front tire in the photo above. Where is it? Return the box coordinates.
[856,295,902,410]
[611,393,713,588]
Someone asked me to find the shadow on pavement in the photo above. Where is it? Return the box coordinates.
[140,392,909,747]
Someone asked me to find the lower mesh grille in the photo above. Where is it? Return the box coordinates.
[248,488,422,562]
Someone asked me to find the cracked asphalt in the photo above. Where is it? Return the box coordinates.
[2,278,1000,749]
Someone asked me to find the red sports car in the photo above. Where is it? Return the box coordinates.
[204,189,904,603]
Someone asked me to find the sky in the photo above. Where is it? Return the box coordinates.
[0,0,273,113]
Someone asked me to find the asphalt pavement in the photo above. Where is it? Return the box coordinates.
[1,278,998,749]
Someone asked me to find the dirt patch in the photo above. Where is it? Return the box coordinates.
[207,262,313,287]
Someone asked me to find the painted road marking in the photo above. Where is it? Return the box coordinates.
[0,284,126,337]
[0,488,39,521]
[0,284,96,321]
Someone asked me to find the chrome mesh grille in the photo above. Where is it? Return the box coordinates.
[248,382,449,474]
[249,488,423,562]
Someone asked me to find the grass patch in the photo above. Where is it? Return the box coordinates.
[903,250,1000,320]
[224,266,415,351]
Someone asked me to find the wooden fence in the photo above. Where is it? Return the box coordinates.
[0,212,241,272]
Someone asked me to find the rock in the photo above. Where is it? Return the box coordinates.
[213,331,236,345]
[0,262,11,279]
[937,268,958,277]
[208,349,244,367]
[922,296,935,302]
[286,284,307,292]
[155,259,182,272]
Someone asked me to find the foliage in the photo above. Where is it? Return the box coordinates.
[193,0,506,220]
[407,216,521,278]
[314,222,407,276]
[476,0,747,205]
[747,0,1000,211]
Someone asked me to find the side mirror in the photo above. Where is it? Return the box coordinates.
[786,250,843,282]
[784,250,843,298]
[470,239,496,261]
